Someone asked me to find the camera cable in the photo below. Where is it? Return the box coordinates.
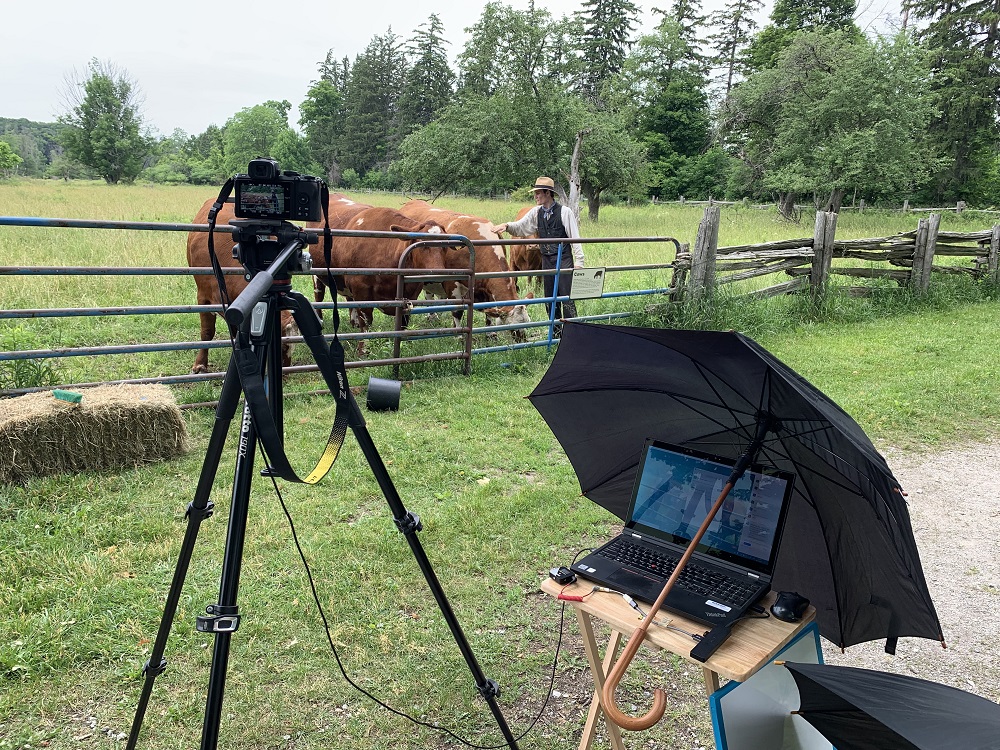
[262,453,569,749]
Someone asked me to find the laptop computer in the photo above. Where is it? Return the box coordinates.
[573,438,795,628]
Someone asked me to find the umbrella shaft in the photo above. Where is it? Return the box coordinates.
[643,481,736,627]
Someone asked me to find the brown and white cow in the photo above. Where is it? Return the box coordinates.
[507,204,543,288]
[309,193,373,309]
[399,200,530,337]
[326,206,451,340]
[186,199,299,373]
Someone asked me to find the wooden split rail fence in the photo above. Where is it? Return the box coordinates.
[675,207,1000,300]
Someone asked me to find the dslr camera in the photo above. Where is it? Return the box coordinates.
[233,158,323,223]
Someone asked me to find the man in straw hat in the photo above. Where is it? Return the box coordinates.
[493,176,584,324]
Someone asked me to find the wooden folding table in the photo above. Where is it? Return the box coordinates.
[541,577,818,750]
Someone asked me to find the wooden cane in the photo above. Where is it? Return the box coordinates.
[600,481,737,732]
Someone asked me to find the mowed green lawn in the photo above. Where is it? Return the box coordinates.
[2,180,1000,750]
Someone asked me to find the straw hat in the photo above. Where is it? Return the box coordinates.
[532,176,556,192]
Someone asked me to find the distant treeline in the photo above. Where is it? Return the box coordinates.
[0,118,71,178]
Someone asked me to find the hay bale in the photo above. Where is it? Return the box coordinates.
[1,384,190,483]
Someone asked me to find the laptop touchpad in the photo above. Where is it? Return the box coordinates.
[608,568,658,591]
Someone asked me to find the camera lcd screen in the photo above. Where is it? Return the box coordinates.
[236,182,290,219]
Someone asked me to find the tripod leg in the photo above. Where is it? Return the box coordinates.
[346,394,521,750]
[199,398,258,749]
[126,361,244,750]
[199,315,281,750]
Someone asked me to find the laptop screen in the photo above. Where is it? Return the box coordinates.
[626,439,795,576]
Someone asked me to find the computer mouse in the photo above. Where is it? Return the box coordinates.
[770,591,810,622]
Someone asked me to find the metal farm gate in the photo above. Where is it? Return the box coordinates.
[0,216,682,401]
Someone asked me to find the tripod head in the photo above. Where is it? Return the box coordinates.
[230,219,317,280]
[225,221,318,330]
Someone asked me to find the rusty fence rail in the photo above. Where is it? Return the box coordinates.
[0,216,682,397]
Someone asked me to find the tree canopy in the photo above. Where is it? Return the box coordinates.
[57,59,152,184]
[723,31,939,211]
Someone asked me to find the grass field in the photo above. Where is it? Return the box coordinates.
[3,180,1000,750]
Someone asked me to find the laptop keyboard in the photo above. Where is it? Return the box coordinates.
[602,538,760,606]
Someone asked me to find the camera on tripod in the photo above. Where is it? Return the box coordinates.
[234,158,323,223]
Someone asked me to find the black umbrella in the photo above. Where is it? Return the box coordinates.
[783,661,1000,750]
[528,323,943,650]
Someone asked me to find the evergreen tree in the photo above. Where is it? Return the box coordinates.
[611,14,714,198]
[300,74,347,184]
[397,15,455,137]
[317,49,351,90]
[575,0,641,103]
[659,0,708,70]
[706,0,764,95]
[910,0,1000,203]
[340,30,407,175]
[747,0,859,70]
[57,59,152,184]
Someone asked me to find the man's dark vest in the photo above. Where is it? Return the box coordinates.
[537,202,567,256]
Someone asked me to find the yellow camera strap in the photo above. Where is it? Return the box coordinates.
[233,285,353,486]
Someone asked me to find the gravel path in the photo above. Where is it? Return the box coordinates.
[823,441,1000,702]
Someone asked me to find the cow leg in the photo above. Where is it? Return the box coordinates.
[280,313,299,370]
[313,276,326,320]
[193,310,217,373]
[353,308,373,356]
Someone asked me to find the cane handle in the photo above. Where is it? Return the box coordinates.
[600,625,665,731]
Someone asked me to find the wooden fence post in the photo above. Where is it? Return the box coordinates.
[902,200,909,212]
[910,213,940,292]
[811,211,837,292]
[988,225,1000,286]
[689,205,720,301]
[669,242,691,302]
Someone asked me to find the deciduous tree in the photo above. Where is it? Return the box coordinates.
[222,101,315,176]
[723,31,939,214]
[0,141,23,176]
[57,59,152,184]
[747,0,859,70]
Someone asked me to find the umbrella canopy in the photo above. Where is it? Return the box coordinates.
[528,323,942,649]
[784,661,1000,750]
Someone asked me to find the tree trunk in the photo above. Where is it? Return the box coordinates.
[568,128,591,222]
[327,159,342,188]
[777,192,797,221]
[824,188,845,213]
[584,186,603,222]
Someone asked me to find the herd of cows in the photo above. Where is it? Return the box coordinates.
[185,195,543,373]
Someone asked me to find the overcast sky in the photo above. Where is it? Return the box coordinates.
[1,0,902,138]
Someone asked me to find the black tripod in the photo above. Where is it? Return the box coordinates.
[126,222,520,750]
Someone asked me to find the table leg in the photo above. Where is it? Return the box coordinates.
[575,608,626,750]
[701,666,721,697]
